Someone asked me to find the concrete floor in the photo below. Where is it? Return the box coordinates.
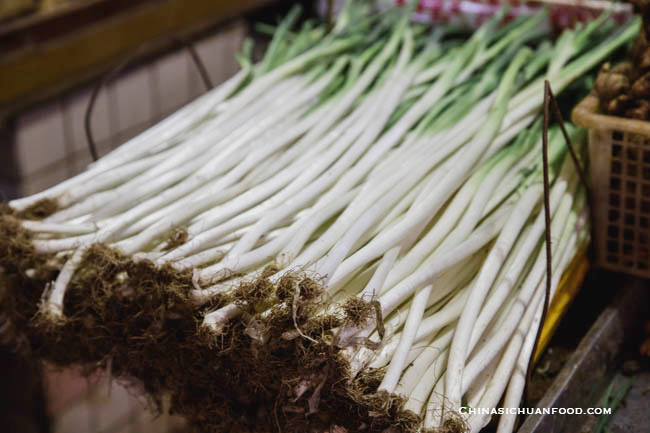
[607,370,650,433]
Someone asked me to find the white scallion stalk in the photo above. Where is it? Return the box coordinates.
[8,6,634,433]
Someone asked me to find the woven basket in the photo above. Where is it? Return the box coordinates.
[572,94,650,278]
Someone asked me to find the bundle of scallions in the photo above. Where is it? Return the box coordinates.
[0,2,639,432]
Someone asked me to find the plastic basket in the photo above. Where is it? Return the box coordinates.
[572,94,650,278]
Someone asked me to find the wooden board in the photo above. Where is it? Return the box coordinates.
[0,0,276,116]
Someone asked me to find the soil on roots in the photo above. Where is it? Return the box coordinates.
[0,214,422,432]
[430,415,470,433]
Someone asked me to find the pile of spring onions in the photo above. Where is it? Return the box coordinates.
[1,2,640,432]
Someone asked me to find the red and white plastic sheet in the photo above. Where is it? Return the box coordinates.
[318,1,634,30]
